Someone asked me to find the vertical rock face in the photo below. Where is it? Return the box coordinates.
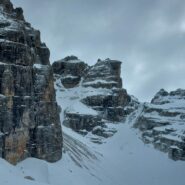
[82,59,122,89]
[82,59,130,122]
[0,0,62,164]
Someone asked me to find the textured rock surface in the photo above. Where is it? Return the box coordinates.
[82,58,122,89]
[134,89,185,161]
[53,57,131,139]
[53,56,88,88]
[63,112,103,132]
[0,0,62,164]
[82,88,130,121]
[81,58,130,122]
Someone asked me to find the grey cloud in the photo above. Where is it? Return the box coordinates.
[11,0,185,102]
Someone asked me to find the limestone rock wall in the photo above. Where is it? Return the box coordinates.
[0,0,62,164]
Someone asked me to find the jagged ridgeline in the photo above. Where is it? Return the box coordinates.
[0,0,62,164]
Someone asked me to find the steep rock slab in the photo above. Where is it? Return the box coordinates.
[134,89,185,161]
[0,0,62,164]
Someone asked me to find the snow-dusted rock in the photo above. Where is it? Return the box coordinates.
[82,58,122,89]
[63,112,103,132]
[134,89,185,161]
[0,0,62,164]
[82,88,130,121]
[53,57,132,138]
[81,59,130,122]
[53,56,88,88]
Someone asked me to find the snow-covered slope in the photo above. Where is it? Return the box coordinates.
[0,158,49,185]
[1,109,184,185]
[1,101,183,185]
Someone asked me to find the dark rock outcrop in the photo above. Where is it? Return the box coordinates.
[53,56,88,88]
[134,89,185,161]
[82,59,122,89]
[0,0,62,164]
[63,112,103,132]
[81,59,130,122]
[82,88,130,121]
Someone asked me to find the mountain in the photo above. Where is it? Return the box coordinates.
[53,56,136,141]
[135,88,185,160]
[53,56,185,161]
[0,1,184,185]
[0,0,62,164]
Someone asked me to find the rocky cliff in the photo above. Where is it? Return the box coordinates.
[0,0,62,164]
[134,89,185,161]
[53,56,135,142]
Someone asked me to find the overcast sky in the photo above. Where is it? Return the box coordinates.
[11,0,185,102]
